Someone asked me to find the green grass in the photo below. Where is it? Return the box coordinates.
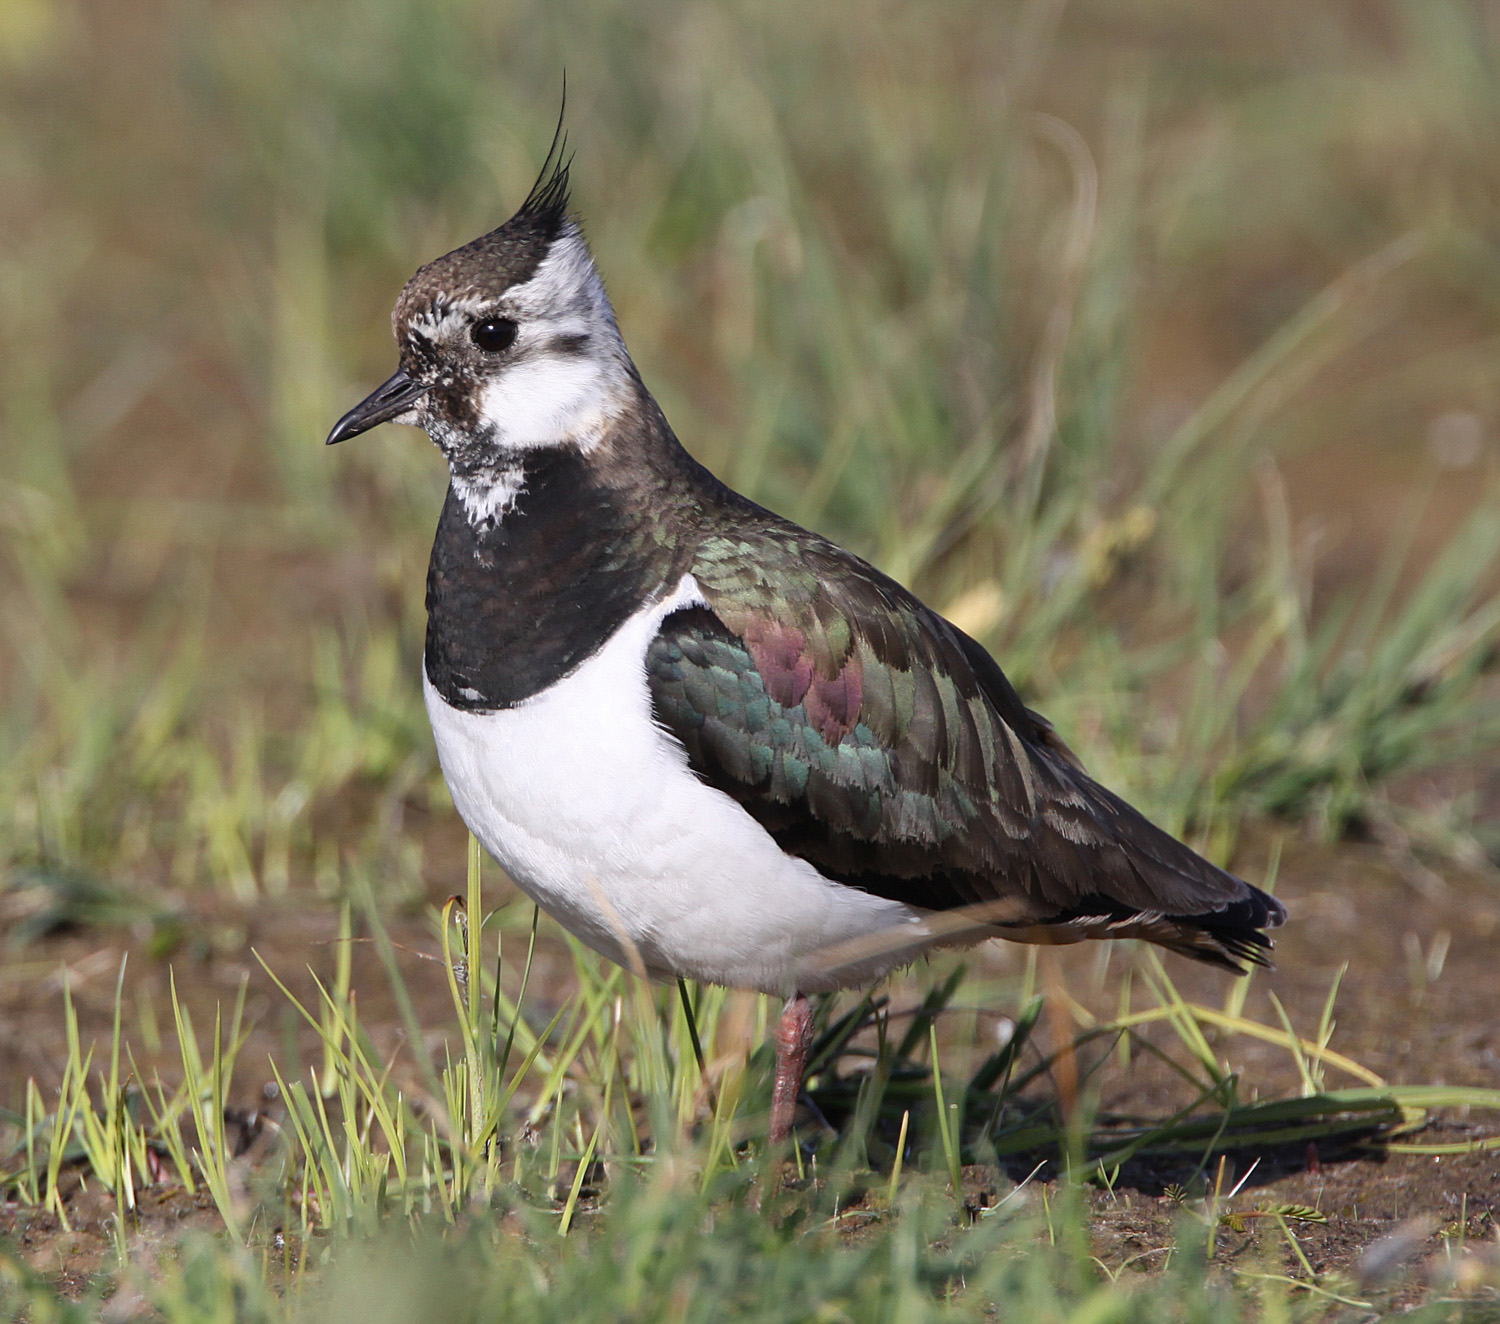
[3,850,1499,1319]
[3,0,1500,1317]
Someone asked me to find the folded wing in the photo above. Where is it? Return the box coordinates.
[645,531,1284,971]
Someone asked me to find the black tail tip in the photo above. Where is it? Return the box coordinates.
[1177,884,1287,974]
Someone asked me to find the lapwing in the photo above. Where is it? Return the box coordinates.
[327,139,1286,1144]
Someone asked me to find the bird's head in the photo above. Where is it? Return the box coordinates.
[326,143,634,510]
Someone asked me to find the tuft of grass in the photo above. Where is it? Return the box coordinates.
[4,852,1498,1317]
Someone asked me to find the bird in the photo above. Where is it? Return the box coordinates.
[326,134,1286,1145]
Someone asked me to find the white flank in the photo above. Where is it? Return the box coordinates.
[423,574,934,995]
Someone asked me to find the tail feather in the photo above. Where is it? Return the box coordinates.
[997,883,1287,974]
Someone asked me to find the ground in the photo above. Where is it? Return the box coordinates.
[3,834,1497,1306]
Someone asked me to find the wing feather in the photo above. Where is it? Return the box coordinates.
[644,527,1285,970]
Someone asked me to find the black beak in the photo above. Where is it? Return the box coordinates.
[325,369,429,445]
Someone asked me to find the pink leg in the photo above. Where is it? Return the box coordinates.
[769,993,814,1145]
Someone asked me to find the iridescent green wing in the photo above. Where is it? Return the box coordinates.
[645,523,1278,966]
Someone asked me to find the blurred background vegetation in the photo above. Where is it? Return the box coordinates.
[3,0,1497,917]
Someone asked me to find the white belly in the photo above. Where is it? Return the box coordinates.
[422,574,929,995]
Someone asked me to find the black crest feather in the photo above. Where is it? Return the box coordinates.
[514,85,573,236]
[389,82,579,326]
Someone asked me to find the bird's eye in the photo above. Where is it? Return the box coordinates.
[470,317,518,353]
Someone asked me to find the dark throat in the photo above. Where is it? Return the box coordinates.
[424,425,701,710]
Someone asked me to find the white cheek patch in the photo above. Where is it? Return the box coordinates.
[477,351,624,451]
[477,225,632,452]
[408,225,634,479]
